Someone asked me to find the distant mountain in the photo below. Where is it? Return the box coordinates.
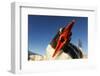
[28,50,42,60]
[28,51,37,55]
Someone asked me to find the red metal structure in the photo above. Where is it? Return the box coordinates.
[52,20,75,57]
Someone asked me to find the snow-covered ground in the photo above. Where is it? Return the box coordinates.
[29,44,87,61]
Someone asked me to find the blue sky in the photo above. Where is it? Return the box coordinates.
[28,15,88,55]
